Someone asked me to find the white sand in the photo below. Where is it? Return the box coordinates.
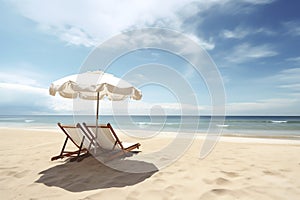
[1,127,300,200]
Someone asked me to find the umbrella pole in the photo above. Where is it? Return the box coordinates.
[95,92,100,151]
[96,92,100,126]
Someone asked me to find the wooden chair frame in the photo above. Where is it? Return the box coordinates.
[82,122,141,160]
[51,123,88,161]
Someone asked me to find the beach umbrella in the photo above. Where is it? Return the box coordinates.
[49,70,142,133]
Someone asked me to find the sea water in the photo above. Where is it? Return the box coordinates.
[0,115,300,138]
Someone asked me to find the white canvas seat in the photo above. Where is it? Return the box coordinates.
[81,123,141,159]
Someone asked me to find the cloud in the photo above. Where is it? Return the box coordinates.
[221,26,275,39]
[3,68,299,115]
[0,82,48,114]
[0,69,74,114]
[226,98,300,115]
[269,67,300,94]
[279,84,300,91]
[273,67,300,83]
[0,72,39,86]
[286,56,300,64]
[184,33,215,50]
[255,68,300,112]
[64,99,205,116]
[0,83,46,94]
[283,20,300,37]
[225,67,300,115]
[241,0,275,5]
[9,0,196,47]
[0,63,47,86]
[225,43,278,63]
[0,71,205,115]
[8,0,275,49]
[130,102,205,115]
[0,82,74,114]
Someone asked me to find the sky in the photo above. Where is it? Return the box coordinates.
[0,0,300,116]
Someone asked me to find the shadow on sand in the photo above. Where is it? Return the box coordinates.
[36,156,158,192]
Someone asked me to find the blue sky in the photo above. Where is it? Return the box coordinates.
[0,0,300,115]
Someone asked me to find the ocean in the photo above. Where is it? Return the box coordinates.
[1,115,300,138]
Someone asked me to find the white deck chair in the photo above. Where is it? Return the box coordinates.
[81,123,140,159]
[51,123,90,161]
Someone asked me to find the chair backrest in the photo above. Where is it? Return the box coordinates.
[58,123,91,149]
[83,123,123,150]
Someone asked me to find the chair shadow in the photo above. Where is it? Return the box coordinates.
[36,156,158,192]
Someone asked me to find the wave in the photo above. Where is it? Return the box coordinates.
[216,124,229,128]
[0,118,24,121]
[270,120,288,123]
[134,122,180,126]
[25,119,35,123]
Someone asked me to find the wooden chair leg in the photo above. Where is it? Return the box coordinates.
[77,136,85,157]
[51,136,69,161]
[70,136,86,162]
[60,136,69,155]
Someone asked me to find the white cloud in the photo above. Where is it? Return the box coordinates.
[254,67,300,114]
[226,98,300,115]
[0,69,74,114]
[286,56,300,64]
[221,26,275,39]
[0,72,205,115]
[226,43,278,63]
[226,67,300,115]
[273,67,300,83]
[222,28,250,39]
[96,101,204,115]
[242,0,275,5]
[269,67,300,94]
[8,0,275,50]
[185,33,215,50]
[10,0,196,47]
[0,63,47,86]
[0,72,39,86]
[0,81,74,114]
[0,83,46,96]
[283,21,300,37]
[58,27,97,47]
[3,71,299,115]
[279,84,300,90]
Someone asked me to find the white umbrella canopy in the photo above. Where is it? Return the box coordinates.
[49,70,142,101]
[49,70,142,134]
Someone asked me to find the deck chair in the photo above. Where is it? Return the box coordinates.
[76,123,101,150]
[51,123,90,161]
[82,122,141,160]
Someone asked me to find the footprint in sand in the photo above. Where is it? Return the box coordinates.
[279,168,291,172]
[220,170,240,178]
[2,169,29,178]
[203,178,213,184]
[203,177,230,185]
[12,170,30,178]
[211,188,230,195]
[126,190,140,200]
[215,177,230,185]
[262,170,281,176]
[199,188,242,200]
[153,178,165,185]
[164,185,177,195]
[4,170,18,177]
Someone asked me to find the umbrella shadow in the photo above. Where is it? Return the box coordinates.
[36,156,158,192]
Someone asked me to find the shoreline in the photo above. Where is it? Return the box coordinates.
[1,127,300,145]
